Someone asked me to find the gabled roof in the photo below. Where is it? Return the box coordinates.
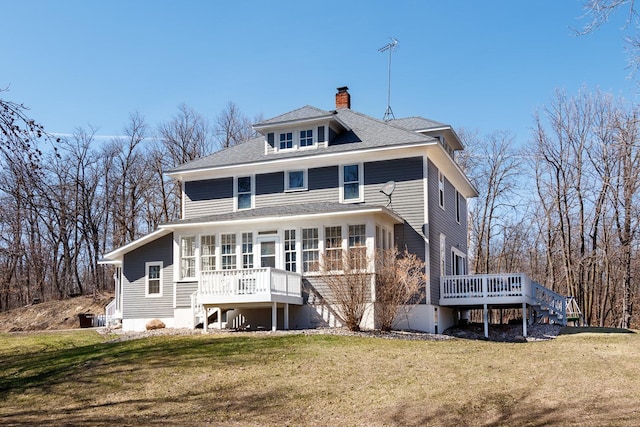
[253,105,336,127]
[168,108,435,176]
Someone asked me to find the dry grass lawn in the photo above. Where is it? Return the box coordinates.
[0,328,638,426]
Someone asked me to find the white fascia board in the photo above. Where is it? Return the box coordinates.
[252,114,337,133]
[160,207,404,230]
[428,144,479,198]
[167,141,438,181]
[100,229,172,262]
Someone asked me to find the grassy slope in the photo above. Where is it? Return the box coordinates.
[0,330,639,426]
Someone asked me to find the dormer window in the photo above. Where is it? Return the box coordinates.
[279,132,293,150]
[300,129,313,147]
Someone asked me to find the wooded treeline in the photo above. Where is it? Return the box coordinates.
[463,89,639,328]
[1,88,639,328]
[0,96,255,311]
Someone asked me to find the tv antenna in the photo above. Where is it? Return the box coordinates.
[379,37,398,121]
[380,180,396,209]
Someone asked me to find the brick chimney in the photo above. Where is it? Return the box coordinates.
[335,86,351,109]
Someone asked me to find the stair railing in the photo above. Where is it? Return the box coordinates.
[532,282,567,325]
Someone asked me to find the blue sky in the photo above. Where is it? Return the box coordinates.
[1,0,636,147]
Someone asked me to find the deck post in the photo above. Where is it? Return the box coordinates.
[284,303,289,330]
[203,306,208,333]
[217,307,222,329]
[272,302,277,332]
[483,304,489,338]
[522,303,527,337]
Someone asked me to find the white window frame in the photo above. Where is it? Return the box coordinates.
[242,232,254,269]
[451,246,467,276]
[440,234,446,277]
[302,227,319,273]
[285,169,308,192]
[284,229,297,272]
[221,233,237,270]
[234,175,254,211]
[348,224,366,270]
[438,171,445,209]
[200,234,217,272]
[339,163,364,203]
[324,225,343,271]
[145,261,163,298]
[180,236,196,280]
[275,128,318,152]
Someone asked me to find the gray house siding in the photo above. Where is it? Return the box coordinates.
[122,233,174,319]
[176,281,198,308]
[254,166,339,208]
[364,157,425,260]
[184,177,233,218]
[427,159,468,303]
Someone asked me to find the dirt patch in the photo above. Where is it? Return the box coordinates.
[0,293,113,332]
[444,322,562,342]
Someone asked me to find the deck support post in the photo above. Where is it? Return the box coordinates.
[522,303,527,337]
[272,302,277,332]
[284,303,289,330]
[216,307,222,329]
[483,304,489,338]
[203,306,208,333]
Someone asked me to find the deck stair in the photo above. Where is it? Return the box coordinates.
[531,282,567,325]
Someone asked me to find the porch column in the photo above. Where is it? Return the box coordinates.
[522,303,528,337]
[284,303,289,330]
[483,304,489,338]
[272,302,277,332]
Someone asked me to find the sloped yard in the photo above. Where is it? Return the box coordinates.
[0,327,638,426]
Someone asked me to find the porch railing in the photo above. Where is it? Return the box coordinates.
[199,267,301,298]
[441,273,533,300]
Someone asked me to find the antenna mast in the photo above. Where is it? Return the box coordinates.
[379,37,398,121]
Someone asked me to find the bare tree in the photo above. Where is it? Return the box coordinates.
[318,250,372,331]
[214,101,253,149]
[579,1,640,75]
[374,247,426,331]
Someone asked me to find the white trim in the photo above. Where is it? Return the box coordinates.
[423,156,431,304]
[233,174,255,211]
[339,163,364,203]
[161,206,404,229]
[451,246,467,275]
[101,229,172,263]
[145,261,163,298]
[438,170,445,210]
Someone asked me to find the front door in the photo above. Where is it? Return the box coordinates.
[258,237,279,269]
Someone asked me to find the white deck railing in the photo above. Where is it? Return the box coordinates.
[199,267,302,300]
[441,273,533,301]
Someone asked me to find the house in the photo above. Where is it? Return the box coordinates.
[101,87,566,336]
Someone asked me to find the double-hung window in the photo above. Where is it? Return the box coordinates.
[302,228,319,272]
[341,164,363,202]
[221,233,237,270]
[279,132,293,150]
[348,224,366,270]
[200,235,216,272]
[242,232,254,269]
[325,226,342,271]
[236,176,253,210]
[299,129,313,147]
[146,261,163,297]
[284,229,296,272]
[180,236,196,279]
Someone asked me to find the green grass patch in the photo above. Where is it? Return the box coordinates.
[1,330,639,426]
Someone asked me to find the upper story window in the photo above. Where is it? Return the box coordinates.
[438,171,445,209]
[270,127,319,152]
[145,261,163,297]
[235,175,254,210]
[285,169,308,192]
[340,163,363,203]
[455,190,461,223]
[300,129,313,147]
[279,132,293,150]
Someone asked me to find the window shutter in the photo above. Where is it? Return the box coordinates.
[267,132,274,147]
[317,126,325,143]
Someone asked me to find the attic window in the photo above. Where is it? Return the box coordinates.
[300,129,313,147]
[279,132,293,150]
